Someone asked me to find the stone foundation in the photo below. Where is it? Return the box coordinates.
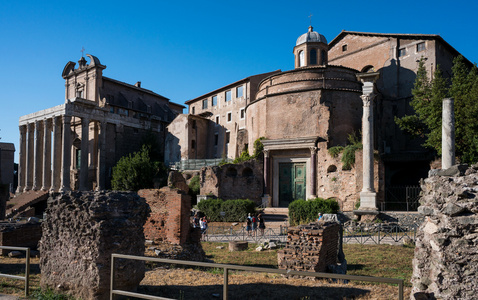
[40,191,150,300]
[411,164,478,299]
[278,222,341,273]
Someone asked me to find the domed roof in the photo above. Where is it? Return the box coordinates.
[296,26,327,46]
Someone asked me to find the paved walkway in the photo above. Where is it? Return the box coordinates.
[0,294,21,300]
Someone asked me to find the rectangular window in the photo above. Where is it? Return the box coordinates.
[202,99,208,109]
[227,112,232,122]
[215,115,220,124]
[236,86,244,98]
[240,108,245,119]
[212,95,217,106]
[417,42,426,52]
[342,44,347,52]
[226,132,230,144]
[398,48,407,57]
[214,133,219,146]
[191,106,195,114]
[226,90,232,102]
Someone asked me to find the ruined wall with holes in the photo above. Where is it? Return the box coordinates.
[411,164,478,299]
[40,191,150,300]
[200,160,263,204]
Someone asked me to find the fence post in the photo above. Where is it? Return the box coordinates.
[25,248,30,297]
[223,267,229,300]
[377,223,381,245]
[110,255,115,300]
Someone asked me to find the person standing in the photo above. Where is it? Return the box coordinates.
[258,213,265,236]
[246,216,252,236]
[252,214,258,236]
[200,216,208,240]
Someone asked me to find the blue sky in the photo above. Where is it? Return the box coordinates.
[1,0,477,163]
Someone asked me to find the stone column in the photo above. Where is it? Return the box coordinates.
[60,116,72,192]
[51,117,62,192]
[356,71,380,211]
[16,125,27,193]
[96,121,107,190]
[261,149,271,207]
[442,98,455,169]
[33,120,44,191]
[42,119,52,191]
[79,117,90,191]
[24,123,34,192]
[309,146,317,198]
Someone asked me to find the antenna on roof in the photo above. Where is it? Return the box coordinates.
[81,47,85,58]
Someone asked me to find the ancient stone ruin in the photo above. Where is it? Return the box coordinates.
[0,221,41,255]
[411,164,478,299]
[278,221,345,274]
[40,191,150,300]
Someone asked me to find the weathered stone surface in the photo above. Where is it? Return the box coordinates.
[0,221,42,255]
[40,191,150,300]
[411,166,478,299]
[278,222,344,274]
[229,241,248,251]
[167,170,189,194]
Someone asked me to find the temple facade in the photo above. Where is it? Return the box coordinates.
[17,54,184,192]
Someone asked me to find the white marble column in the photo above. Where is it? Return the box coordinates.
[51,116,62,192]
[33,120,44,191]
[79,117,89,191]
[96,121,107,190]
[60,116,72,192]
[442,98,455,169]
[261,149,271,207]
[356,71,380,211]
[16,125,27,193]
[24,123,34,192]
[41,119,52,191]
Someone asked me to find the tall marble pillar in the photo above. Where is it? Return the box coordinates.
[51,116,62,192]
[60,116,72,192]
[356,71,380,211]
[309,146,317,198]
[42,119,52,191]
[261,149,271,207]
[16,125,27,193]
[24,123,34,192]
[79,117,89,191]
[33,120,44,191]
[442,98,455,169]
[96,121,107,190]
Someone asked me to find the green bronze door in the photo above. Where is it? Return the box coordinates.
[279,162,306,207]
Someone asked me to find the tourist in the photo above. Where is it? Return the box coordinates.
[317,212,323,222]
[246,215,252,236]
[252,214,258,236]
[192,213,200,229]
[258,213,265,236]
[200,216,208,240]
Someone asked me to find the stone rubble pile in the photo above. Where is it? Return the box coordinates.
[411,164,478,300]
[278,222,342,274]
[40,191,150,300]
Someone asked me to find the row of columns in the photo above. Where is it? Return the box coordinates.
[17,115,106,193]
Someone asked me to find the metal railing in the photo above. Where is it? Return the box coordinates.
[0,246,31,297]
[202,225,288,243]
[342,222,418,245]
[110,254,404,300]
[169,158,232,170]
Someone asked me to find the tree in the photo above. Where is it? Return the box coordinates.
[395,56,478,164]
[111,144,167,191]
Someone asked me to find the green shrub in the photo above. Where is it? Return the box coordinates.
[233,150,252,164]
[328,146,344,158]
[253,137,266,159]
[197,198,256,222]
[188,175,200,197]
[288,198,340,226]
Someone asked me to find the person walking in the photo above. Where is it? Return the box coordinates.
[252,214,258,236]
[246,215,252,236]
[200,216,208,240]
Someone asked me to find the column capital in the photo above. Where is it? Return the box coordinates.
[263,149,270,158]
[309,146,318,154]
[361,94,376,107]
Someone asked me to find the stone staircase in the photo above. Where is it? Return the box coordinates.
[6,190,49,219]
[261,207,289,229]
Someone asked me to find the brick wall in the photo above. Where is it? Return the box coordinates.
[138,187,194,245]
[278,222,340,273]
[0,223,42,255]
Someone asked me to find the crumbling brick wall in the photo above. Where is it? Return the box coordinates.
[411,165,478,299]
[200,160,263,204]
[278,222,340,273]
[138,187,196,245]
[40,191,150,300]
[0,222,42,255]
